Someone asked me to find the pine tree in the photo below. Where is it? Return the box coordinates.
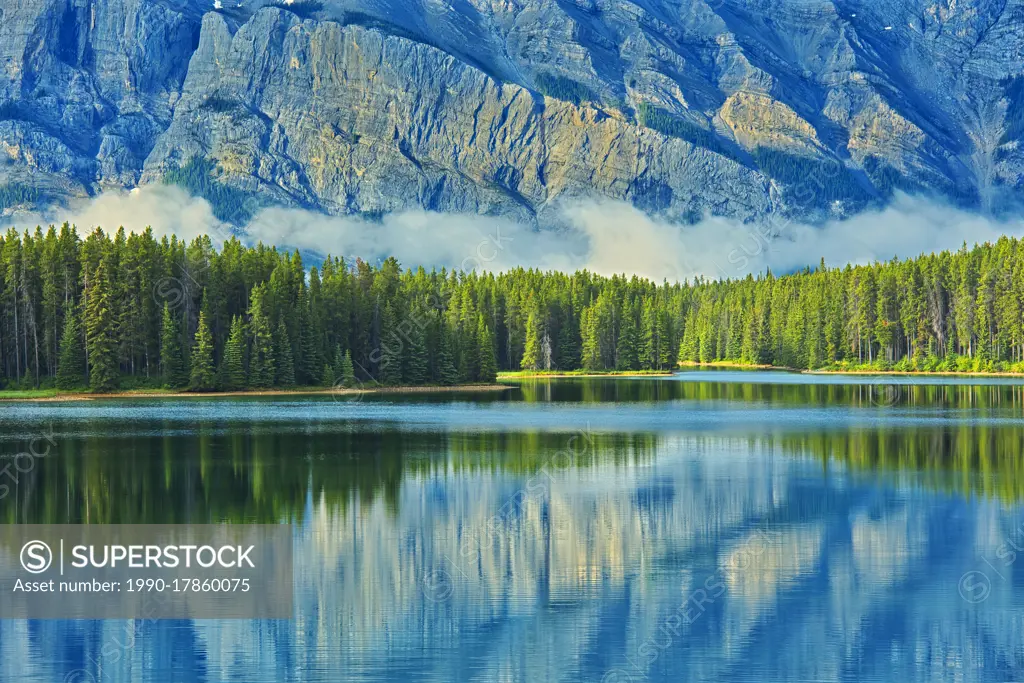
[404,316,430,385]
[274,321,296,387]
[521,309,543,371]
[477,315,498,383]
[85,262,119,392]
[222,315,246,391]
[56,309,85,390]
[616,301,640,371]
[323,363,337,387]
[679,307,699,363]
[189,311,216,391]
[378,302,403,385]
[556,311,580,370]
[640,297,660,370]
[340,349,357,388]
[580,306,601,371]
[331,344,344,380]
[248,284,275,389]
[160,302,184,389]
[297,293,320,385]
[437,327,459,385]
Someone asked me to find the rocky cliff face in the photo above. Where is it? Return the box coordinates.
[2,0,1024,225]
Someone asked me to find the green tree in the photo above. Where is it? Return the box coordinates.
[340,349,357,388]
[85,262,119,392]
[404,316,430,385]
[616,300,640,371]
[189,311,216,391]
[160,302,185,389]
[222,315,246,391]
[323,363,337,387]
[378,302,403,385]
[437,327,459,385]
[521,308,543,371]
[248,284,274,389]
[274,321,295,387]
[297,290,320,385]
[477,315,498,383]
[55,309,85,390]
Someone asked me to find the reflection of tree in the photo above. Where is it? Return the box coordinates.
[0,424,656,524]
[516,376,1024,411]
[779,422,1024,501]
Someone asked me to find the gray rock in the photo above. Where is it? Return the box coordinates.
[2,0,1024,223]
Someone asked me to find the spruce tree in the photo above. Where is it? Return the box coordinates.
[160,302,184,388]
[56,309,85,390]
[222,315,246,391]
[341,349,357,388]
[248,284,275,389]
[640,297,660,370]
[297,295,320,385]
[477,315,498,383]
[331,344,344,379]
[274,320,296,387]
[437,327,459,385]
[189,311,216,391]
[85,262,119,392]
[679,308,699,363]
[404,317,430,385]
[616,301,640,371]
[323,363,337,388]
[521,309,542,371]
[580,306,601,371]
[378,302,403,385]
[556,311,580,370]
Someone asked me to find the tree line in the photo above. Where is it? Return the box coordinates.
[2,225,1024,392]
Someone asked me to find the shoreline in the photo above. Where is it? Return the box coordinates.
[806,369,1024,378]
[677,362,784,371]
[498,371,674,379]
[680,361,1024,378]
[0,384,515,403]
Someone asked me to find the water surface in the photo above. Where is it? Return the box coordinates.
[1,372,1022,682]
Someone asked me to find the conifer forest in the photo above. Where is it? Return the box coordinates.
[2,224,1024,392]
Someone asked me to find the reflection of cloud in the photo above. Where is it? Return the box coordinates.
[8,188,1024,282]
[723,525,821,604]
[721,523,822,650]
[851,508,916,586]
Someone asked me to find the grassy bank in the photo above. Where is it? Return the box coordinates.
[677,361,782,371]
[498,370,674,379]
[0,384,513,402]
[678,360,1024,377]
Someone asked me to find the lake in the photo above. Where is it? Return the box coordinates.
[2,370,1024,682]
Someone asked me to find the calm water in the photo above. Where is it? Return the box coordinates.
[2,371,1024,682]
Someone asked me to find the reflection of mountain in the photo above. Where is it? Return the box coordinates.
[4,436,1024,683]
[4,381,1024,527]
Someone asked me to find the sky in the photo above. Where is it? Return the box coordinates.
[6,185,1024,282]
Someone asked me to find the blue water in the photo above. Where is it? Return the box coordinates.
[1,373,1022,682]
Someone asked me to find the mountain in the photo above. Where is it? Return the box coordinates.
[2,0,1024,226]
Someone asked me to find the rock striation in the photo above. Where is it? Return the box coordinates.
[2,0,1024,224]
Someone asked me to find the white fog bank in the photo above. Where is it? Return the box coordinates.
[6,186,1023,282]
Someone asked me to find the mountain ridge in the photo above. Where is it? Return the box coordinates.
[2,0,1024,225]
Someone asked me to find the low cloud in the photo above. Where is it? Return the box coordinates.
[6,186,1024,282]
